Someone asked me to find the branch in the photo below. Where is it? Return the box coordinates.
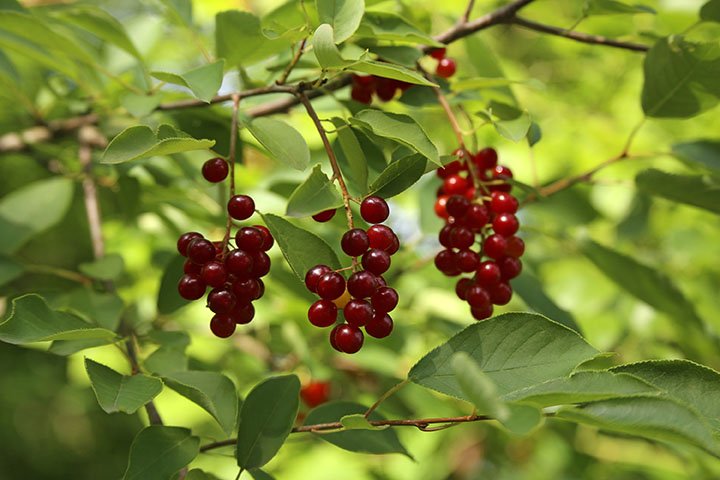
[509,16,650,52]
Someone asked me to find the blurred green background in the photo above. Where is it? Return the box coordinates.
[1,0,719,478]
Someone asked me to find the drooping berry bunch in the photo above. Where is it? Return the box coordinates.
[429,47,457,79]
[304,196,401,354]
[433,148,524,320]
[176,157,274,338]
[350,74,412,105]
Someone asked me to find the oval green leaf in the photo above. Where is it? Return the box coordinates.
[286,164,343,217]
[317,0,364,44]
[245,117,310,170]
[85,358,163,414]
[122,426,199,480]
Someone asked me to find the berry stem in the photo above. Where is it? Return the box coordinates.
[277,38,307,85]
[364,379,409,418]
[222,94,241,254]
[461,0,476,23]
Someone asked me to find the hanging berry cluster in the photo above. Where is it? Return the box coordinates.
[433,147,524,320]
[304,196,401,354]
[176,157,274,338]
[350,74,412,104]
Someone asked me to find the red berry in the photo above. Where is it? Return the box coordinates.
[225,250,254,277]
[232,278,263,302]
[435,195,450,219]
[201,261,227,288]
[443,175,469,196]
[493,213,519,237]
[347,271,378,299]
[317,272,346,300]
[365,313,393,338]
[236,227,264,252]
[436,160,463,179]
[227,195,255,220]
[434,249,461,276]
[312,208,337,222]
[371,287,398,313]
[250,251,271,277]
[449,226,474,249]
[360,196,390,224]
[490,192,518,214]
[341,229,370,257]
[505,236,525,258]
[457,249,480,273]
[429,47,447,60]
[202,158,229,183]
[207,288,236,314]
[183,259,202,275]
[499,256,522,280]
[476,261,501,287]
[329,324,343,352]
[466,285,490,309]
[483,234,507,259]
[489,282,512,305]
[308,300,338,327]
[351,85,373,104]
[253,225,274,251]
[361,249,391,275]
[187,238,216,265]
[367,225,395,250]
[455,278,474,300]
[230,303,255,324]
[177,232,203,256]
[300,381,331,408]
[344,299,374,327]
[436,57,457,78]
[439,224,454,248]
[305,265,332,293]
[474,148,498,170]
[446,195,471,218]
[333,323,364,353]
[178,274,206,300]
[352,74,375,87]
[464,204,490,230]
[471,304,493,321]
[386,234,400,255]
[375,77,397,102]
[210,314,236,338]
[492,165,513,192]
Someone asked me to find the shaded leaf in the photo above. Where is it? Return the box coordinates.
[355,11,442,46]
[512,272,581,334]
[286,164,343,217]
[245,117,310,170]
[164,371,238,435]
[332,118,368,193]
[316,0,364,44]
[0,255,23,287]
[636,168,720,214]
[85,358,163,414]
[700,0,720,22]
[215,10,286,66]
[151,60,224,102]
[79,253,125,281]
[452,352,509,420]
[350,59,436,86]
[157,255,189,315]
[583,0,655,16]
[672,139,720,176]
[123,426,199,480]
[501,403,543,435]
[369,154,429,198]
[102,125,214,164]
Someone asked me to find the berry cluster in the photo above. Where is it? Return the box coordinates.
[176,157,274,338]
[433,148,524,320]
[350,74,412,105]
[429,47,457,79]
[304,196,400,354]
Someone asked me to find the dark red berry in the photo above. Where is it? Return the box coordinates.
[471,304,493,321]
[446,195,471,218]
[493,165,513,179]
[312,208,337,222]
[449,226,474,250]
[317,272,346,300]
[367,225,395,251]
[230,303,255,324]
[207,288,236,314]
[333,323,364,353]
[493,213,519,237]
[341,228,370,257]
[436,57,457,78]
[435,249,461,276]
[361,196,390,224]
[436,160,463,179]
[183,259,202,275]
[386,234,400,255]
[435,195,450,219]
[457,249,480,273]
[300,381,331,408]
[344,299,374,327]
[352,74,375,87]
[466,285,490,309]
[250,252,271,277]
[489,282,512,305]
[443,175,469,196]
[236,227,264,252]
[329,324,343,352]
[253,225,274,251]
[375,77,397,102]
[202,158,229,183]
[474,148,498,170]
[227,195,255,221]
[232,278,262,302]
[438,224,454,248]
[371,287,398,313]
[483,234,507,259]
[464,204,490,230]
[429,47,447,60]
[505,236,525,258]
[365,313,393,339]
[178,232,203,256]
[305,264,332,293]
[225,250,254,277]
[347,271,378,299]
[187,238,216,265]
[490,192,518,214]
[201,261,227,288]
[476,261,501,287]
[178,274,206,300]
[361,249,391,275]
[308,300,338,327]
[455,278,474,300]
[498,257,522,280]
[351,85,373,104]
[210,314,236,338]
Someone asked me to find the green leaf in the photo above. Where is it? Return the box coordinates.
[351,110,439,165]
[476,108,532,142]
[245,117,310,171]
[611,359,720,433]
[350,60,436,87]
[160,0,192,26]
[512,273,581,334]
[102,125,215,164]
[0,294,117,345]
[85,358,163,414]
[503,371,659,406]
[286,165,343,217]
[122,93,161,118]
[123,426,199,480]
[701,0,720,22]
[151,60,224,103]
[78,254,125,281]
[672,140,720,175]
[583,0,655,16]
[186,470,223,480]
[49,338,112,356]
[316,0,364,44]
[215,10,286,66]
[248,469,276,480]
[636,169,720,214]
[51,287,125,331]
[340,413,387,430]
[163,371,238,435]
[367,46,421,67]
[452,352,509,420]
[356,11,442,47]
[312,23,348,68]
[501,403,543,435]
[332,118,368,194]
[260,213,342,281]
[580,239,707,329]
[368,154,427,198]
[0,255,23,287]
[408,313,598,400]
[144,347,188,376]
[157,255,189,315]
[0,177,74,255]
[303,401,411,456]
[641,36,720,118]
[556,396,718,455]
[236,375,300,469]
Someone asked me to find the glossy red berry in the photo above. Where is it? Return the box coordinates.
[341,229,370,257]
[347,271,378,299]
[446,195,471,218]
[371,287,398,313]
[333,323,364,353]
[386,234,400,255]
[187,238,217,265]
[308,300,338,327]
[178,274,206,300]
[464,204,490,230]
[457,249,480,273]
[435,195,450,219]
[183,259,202,275]
[177,232,203,256]
[227,195,255,221]
[312,208,337,222]
[436,57,457,78]
[202,158,229,183]
[489,282,513,305]
[365,313,393,339]
[225,250,254,277]
[436,160,463,179]
[449,226,474,249]
[493,213,520,237]
[483,234,507,259]
[466,285,491,309]
[329,324,343,352]
[344,299,374,327]
[351,85,373,104]
[438,224,454,248]
[236,227,264,252]
[232,278,263,302]
[443,175,469,196]
[474,148,498,170]
[361,249,391,275]
[455,278,474,300]
[201,261,227,288]
[493,165,513,179]
[490,192,519,214]
[207,288,236,314]
[305,264,332,293]
[435,249,460,276]
[253,225,274,251]
[375,77,397,102]
[300,381,331,408]
[230,303,255,324]
[498,256,522,280]
[210,314,236,338]
[317,272,346,300]
[367,225,395,251]
[471,304,493,321]
[505,236,525,258]
[429,47,447,60]
[476,261,501,287]
[360,196,390,224]
[250,252,271,277]
[352,74,375,87]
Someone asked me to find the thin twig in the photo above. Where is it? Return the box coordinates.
[222,94,241,254]
[462,0,476,23]
[364,379,409,418]
[277,38,307,85]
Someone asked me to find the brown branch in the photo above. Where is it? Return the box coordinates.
[277,38,307,85]
[509,16,650,52]
[462,0,476,23]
